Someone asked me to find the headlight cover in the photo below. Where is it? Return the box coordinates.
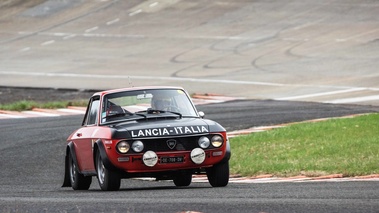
[132,140,144,152]
[198,136,210,149]
[190,148,206,164]
[211,135,223,148]
[116,141,130,154]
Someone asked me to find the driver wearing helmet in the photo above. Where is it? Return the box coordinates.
[151,92,173,111]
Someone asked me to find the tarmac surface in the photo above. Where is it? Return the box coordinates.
[1,100,379,213]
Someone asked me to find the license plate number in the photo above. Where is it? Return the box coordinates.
[160,156,184,164]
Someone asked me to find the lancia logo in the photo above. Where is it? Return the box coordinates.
[166,139,177,149]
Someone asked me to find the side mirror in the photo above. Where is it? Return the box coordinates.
[198,111,205,118]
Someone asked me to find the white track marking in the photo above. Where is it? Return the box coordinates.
[22,111,60,117]
[20,47,31,52]
[325,95,379,104]
[19,31,252,40]
[1,71,379,91]
[129,9,142,16]
[63,34,77,40]
[57,108,86,114]
[85,26,99,33]
[41,40,55,46]
[150,2,158,7]
[106,18,120,25]
[192,176,379,184]
[276,88,367,100]
[0,114,26,119]
[0,71,288,87]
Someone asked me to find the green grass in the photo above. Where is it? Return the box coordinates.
[230,113,379,177]
[0,100,87,111]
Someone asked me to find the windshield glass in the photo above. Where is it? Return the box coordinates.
[100,89,198,124]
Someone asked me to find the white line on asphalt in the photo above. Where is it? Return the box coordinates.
[129,9,142,16]
[1,71,379,91]
[150,2,158,7]
[20,47,31,52]
[22,111,60,117]
[41,40,55,46]
[0,114,26,119]
[19,31,252,41]
[0,71,379,91]
[325,95,379,104]
[276,88,367,100]
[85,26,99,33]
[63,34,77,40]
[52,33,69,36]
[82,33,145,38]
[106,18,120,25]
[57,108,86,114]
[192,177,379,183]
[0,71,287,87]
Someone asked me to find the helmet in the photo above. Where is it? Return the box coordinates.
[151,92,172,111]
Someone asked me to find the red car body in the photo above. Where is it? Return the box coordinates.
[62,86,230,191]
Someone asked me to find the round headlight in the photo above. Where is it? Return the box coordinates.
[117,141,130,154]
[132,140,144,153]
[198,136,210,149]
[211,135,223,148]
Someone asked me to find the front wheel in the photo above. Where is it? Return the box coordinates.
[173,170,192,187]
[95,151,121,191]
[68,152,92,190]
[206,161,229,187]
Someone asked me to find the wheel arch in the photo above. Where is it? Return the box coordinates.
[219,139,231,164]
[62,141,78,187]
[94,139,119,171]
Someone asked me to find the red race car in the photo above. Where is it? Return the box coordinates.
[62,86,231,191]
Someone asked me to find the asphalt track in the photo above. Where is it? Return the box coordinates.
[1,100,379,212]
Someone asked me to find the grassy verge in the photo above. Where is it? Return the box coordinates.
[0,100,87,111]
[230,113,379,177]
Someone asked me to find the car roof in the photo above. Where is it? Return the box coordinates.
[92,86,185,97]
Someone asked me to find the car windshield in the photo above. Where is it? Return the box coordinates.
[100,89,198,124]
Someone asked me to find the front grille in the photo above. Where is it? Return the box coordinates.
[141,136,201,152]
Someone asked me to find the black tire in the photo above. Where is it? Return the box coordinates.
[206,161,229,187]
[68,152,92,190]
[95,151,121,191]
[173,171,192,187]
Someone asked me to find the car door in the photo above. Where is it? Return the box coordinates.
[71,96,100,173]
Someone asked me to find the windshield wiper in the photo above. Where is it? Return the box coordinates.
[164,111,182,119]
[135,109,182,119]
[104,112,127,119]
[104,110,140,120]
[148,109,182,118]
[103,113,147,126]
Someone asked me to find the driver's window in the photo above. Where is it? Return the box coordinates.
[83,97,100,126]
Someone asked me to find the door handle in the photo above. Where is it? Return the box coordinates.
[77,133,82,137]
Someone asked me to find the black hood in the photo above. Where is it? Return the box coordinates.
[111,118,225,139]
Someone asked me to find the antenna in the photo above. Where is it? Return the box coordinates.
[128,76,134,87]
